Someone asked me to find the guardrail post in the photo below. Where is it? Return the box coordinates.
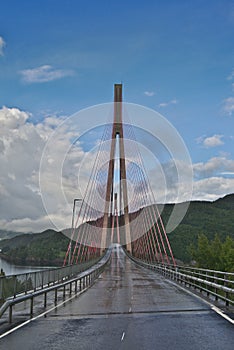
[214,272,218,301]
[25,273,28,294]
[63,285,66,299]
[55,288,58,305]
[0,278,2,302]
[13,276,17,298]
[30,297,33,318]
[77,279,79,291]
[44,292,47,308]
[9,304,13,323]
[34,272,37,292]
[41,270,44,289]
[215,287,218,301]
[225,292,229,307]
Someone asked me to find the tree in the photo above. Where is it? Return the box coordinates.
[220,236,234,272]
[189,233,234,272]
[210,234,222,270]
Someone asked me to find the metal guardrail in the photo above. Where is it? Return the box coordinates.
[0,249,111,323]
[127,254,234,308]
[0,258,101,303]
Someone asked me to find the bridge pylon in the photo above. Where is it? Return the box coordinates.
[101,84,132,253]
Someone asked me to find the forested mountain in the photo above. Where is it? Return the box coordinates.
[0,194,233,267]
[0,229,28,240]
[0,229,69,266]
[166,194,234,262]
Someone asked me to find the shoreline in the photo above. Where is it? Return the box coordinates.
[0,253,61,268]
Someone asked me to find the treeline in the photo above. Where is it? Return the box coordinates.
[0,195,233,268]
[189,234,234,272]
[0,276,33,305]
[0,230,70,266]
[164,194,234,263]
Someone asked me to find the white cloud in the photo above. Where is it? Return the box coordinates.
[0,106,85,232]
[0,215,67,233]
[220,172,234,176]
[158,99,178,108]
[0,106,30,128]
[193,156,234,178]
[197,134,224,148]
[0,36,5,56]
[144,91,155,97]
[19,65,74,83]
[203,135,224,147]
[0,106,233,233]
[223,96,234,116]
[192,177,234,201]
[227,69,234,80]
[147,155,234,202]
[223,69,234,115]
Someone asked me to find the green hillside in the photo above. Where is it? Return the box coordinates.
[165,194,234,262]
[0,229,70,266]
[0,194,233,267]
[0,229,28,240]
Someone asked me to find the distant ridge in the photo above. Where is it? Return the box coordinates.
[167,193,234,262]
[212,193,234,209]
[0,194,233,265]
[0,230,69,266]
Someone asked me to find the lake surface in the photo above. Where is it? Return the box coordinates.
[0,257,49,276]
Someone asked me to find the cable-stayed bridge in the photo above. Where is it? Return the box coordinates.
[63,84,175,267]
[0,85,233,349]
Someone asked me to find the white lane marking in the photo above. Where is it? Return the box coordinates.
[211,305,234,325]
[0,286,90,339]
[121,332,125,341]
[0,319,31,339]
[166,279,234,325]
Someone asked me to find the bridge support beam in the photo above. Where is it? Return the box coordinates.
[101,84,132,253]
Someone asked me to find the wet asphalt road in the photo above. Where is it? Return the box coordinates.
[1,245,233,349]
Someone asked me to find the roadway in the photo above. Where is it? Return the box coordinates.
[0,245,233,349]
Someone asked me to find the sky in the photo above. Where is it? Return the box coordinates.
[0,0,234,232]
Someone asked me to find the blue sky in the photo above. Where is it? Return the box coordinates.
[0,0,234,231]
[1,1,233,154]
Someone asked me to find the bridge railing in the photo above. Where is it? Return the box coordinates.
[0,249,111,323]
[0,256,104,305]
[127,254,234,308]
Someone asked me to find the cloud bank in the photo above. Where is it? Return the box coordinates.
[0,106,233,232]
[158,99,178,108]
[224,69,234,115]
[223,96,234,116]
[0,106,84,232]
[19,65,74,83]
[0,36,5,56]
[144,91,155,97]
[197,134,224,148]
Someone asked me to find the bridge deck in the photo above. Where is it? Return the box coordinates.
[0,246,233,349]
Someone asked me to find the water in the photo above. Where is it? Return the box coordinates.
[0,257,48,276]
